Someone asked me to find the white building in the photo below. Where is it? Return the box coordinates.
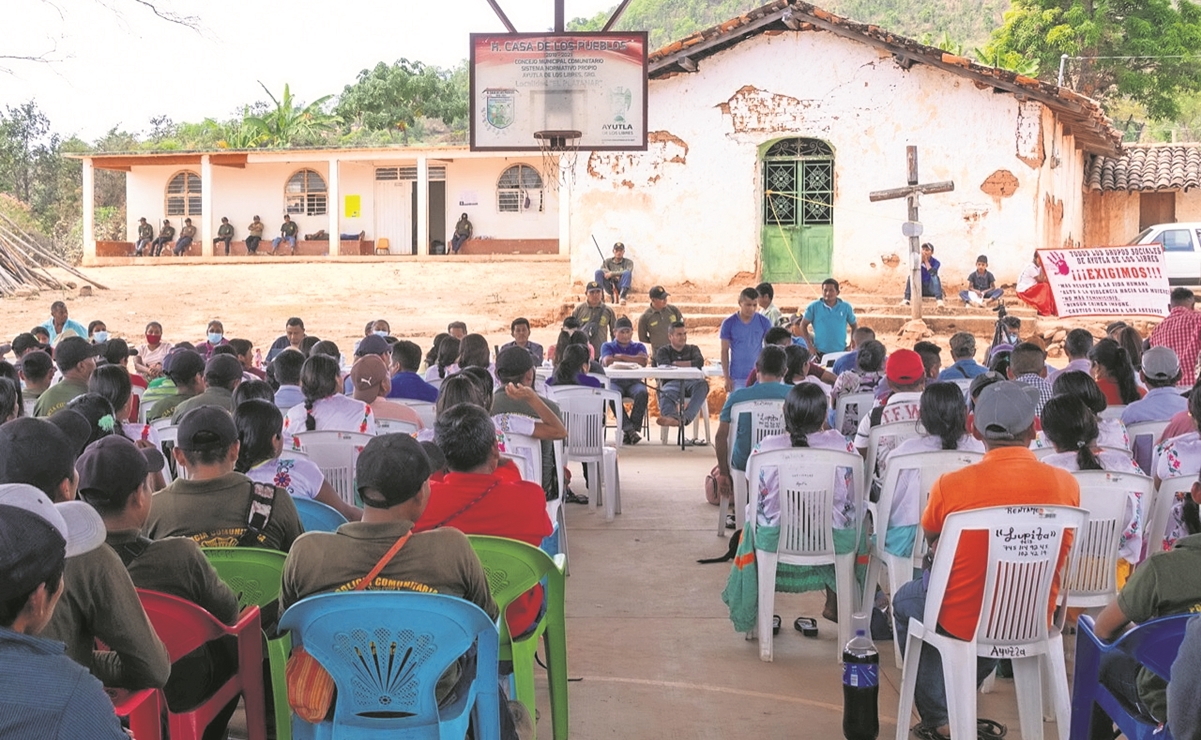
[80,147,564,262]
[568,0,1121,291]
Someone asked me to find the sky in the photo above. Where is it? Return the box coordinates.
[2,0,620,141]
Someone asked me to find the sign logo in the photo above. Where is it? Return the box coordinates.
[609,86,632,122]
[484,88,516,130]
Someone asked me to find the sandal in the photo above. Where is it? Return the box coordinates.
[794,617,818,637]
[772,615,781,636]
[563,489,589,505]
[977,718,1006,739]
[912,725,949,740]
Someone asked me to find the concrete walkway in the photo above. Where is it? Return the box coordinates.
[545,441,1049,739]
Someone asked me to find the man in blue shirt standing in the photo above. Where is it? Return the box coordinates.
[799,278,857,359]
[601,317,650,445]
[720,287,772,392]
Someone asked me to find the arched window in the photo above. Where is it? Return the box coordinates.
[285,169,327,216]
[497,164,543,213]
[165,171,201,217]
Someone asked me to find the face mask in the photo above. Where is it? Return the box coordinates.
[208,332,223,345]
[374,330,388,338]
[145,334,160,346]
[92,331,109,343]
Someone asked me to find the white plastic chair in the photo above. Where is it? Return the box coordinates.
[745,447,866,661]
[496,427,542,485]
[863,448,983,667]
[293,431,374,507]
[894,505,1087,740]
[719,398,787,536]
[374,417,420,435]
[1064,470,1151,609]
[554,387,622,521]
[1097,405,1127,421]
[548,384,622,446]
[1148,476,1194,558]
[821,351,851,369]
[863,420,923,495]
[150,416,175,434]
[833,391,875,438]
[395,400,436,429]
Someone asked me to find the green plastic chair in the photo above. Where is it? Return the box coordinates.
[468,535,569,740]
[202,547,290,740]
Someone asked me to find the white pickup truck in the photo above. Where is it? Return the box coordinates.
[1129,222,1201,284]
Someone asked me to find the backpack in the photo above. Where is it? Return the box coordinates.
[704,464,721,505]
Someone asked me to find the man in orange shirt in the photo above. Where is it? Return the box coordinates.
[892,381,1080,739]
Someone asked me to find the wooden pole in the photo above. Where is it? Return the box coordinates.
[907,146,921,321]
[0,213,109,290]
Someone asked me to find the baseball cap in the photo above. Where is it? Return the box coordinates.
[968,370,1005,401]
[356,434,431,507]
[165,348,205,383]
[973,381,1039,440]
[204,354,243,386]
[0,417,79,496]
[47,409,92,457]
[350,355,389,401]
[0,506,65,600]
[53,335,100,372]
[355,334,390,358]
[613,241,625,250]
[176,405,237,452]
[615,316,633,330]
[586,281,602,293]
[496,345,534,379]
[1141,346,1181,381]
[0,483,105,559]
[885,349,925,384]
[76,436,165,508]
[649,286,668,300]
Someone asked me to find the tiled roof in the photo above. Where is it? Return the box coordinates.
[1085,145,1201,192]
[647,0,1121,156]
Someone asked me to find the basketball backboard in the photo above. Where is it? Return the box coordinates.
[470,32,648,152]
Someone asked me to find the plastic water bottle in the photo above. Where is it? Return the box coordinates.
[843,612,879,740]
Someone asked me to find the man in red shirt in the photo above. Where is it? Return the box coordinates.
[891,381,1080,739]
[1150,287,1201,386]
[415,403,552,636]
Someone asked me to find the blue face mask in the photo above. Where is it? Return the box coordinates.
[92,331,109,343]
[208,332,223,345]
[374,330,388,338]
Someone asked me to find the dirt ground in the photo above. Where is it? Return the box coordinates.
[9,261,607,360]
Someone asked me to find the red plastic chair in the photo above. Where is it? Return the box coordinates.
[136,589,267,740]
[106,687,162,740]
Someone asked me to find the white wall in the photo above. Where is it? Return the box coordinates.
[568,30,1090,289]
[444,157,560,241]
[125,152,559,248]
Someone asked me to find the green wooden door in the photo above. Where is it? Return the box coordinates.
[760,139,834,284]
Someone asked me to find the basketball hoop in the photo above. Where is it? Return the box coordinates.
[534,129,582,192]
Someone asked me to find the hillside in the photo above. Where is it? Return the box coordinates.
[570,0,1010,52]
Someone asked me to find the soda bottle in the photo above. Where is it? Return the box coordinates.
[843,612,879,740]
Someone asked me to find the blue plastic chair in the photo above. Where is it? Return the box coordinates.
[1070,613,1193,740]
[278,592,501,740]
[292,498,348,533]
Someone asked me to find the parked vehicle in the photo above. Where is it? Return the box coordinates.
[1129,222,1201,284]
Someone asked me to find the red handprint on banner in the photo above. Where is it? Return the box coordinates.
[1043,251,1070,276]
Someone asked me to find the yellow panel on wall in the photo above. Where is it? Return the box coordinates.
[344,195,361,219]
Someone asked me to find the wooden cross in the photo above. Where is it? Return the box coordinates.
[869,146,955,321]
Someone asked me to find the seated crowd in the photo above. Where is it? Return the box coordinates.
[5,284,1201,740]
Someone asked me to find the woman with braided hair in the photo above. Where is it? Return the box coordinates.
[280,353,375,448]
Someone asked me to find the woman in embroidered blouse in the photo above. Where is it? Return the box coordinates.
[236,399,361,522]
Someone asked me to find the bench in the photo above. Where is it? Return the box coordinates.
[457,238,558,255]
[94,239,374,257]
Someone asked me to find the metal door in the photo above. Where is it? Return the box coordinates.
[761,139,834,283]
[373,170,410,255]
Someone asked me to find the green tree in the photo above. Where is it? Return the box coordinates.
[244,83,336,147]
[985,0,1201,119]
[335,59,467,144]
